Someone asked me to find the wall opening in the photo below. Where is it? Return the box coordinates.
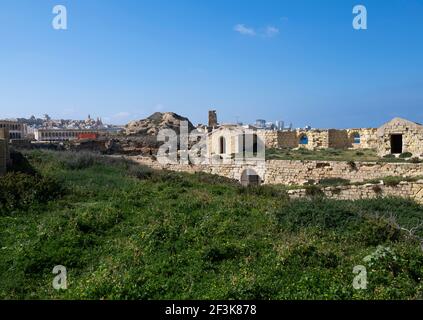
[299,134,309,145]
[219,136,226,154]
[390,134,403,154]
[352,132,361,144]
[240,168,260,187]
[241,134,259,156]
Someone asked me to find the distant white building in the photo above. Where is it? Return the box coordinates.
[34,129,100,142]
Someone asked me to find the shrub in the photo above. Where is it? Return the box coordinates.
[372,185,383,194]
[127,165,153,180]
[399,152,413,159]
[383,176,402,187]
[304,185,325,197]
[238,185,289,199]
[150,170,193,188]
[409,157,422,164]
[305,179,316,185]
[8,150,37,175]
[383,154,396,159]
[319,178,350,187]
[276,199,360,232]
[195,172,239,186]
[0,172,65,214]
[357,217,401,245]
[347,160,357,170]
[59,151,101,170]
[283,245,340,269]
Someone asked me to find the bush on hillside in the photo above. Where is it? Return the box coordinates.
[58,151,101,170]
[0,172,65,214]
[8,150,38,175]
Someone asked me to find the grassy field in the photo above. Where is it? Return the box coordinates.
[266,148,419,162]
[0,150,422,299]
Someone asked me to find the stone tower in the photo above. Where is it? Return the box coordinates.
[208,110,218,128]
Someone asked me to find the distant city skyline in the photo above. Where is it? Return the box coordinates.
[1,0,423,128]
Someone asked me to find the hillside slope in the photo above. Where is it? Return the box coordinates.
[0,150,422,299]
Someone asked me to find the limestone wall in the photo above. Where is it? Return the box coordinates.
[287,182,423,204]
[130,156,423,204]
[265,160,423,185]
[263,131,279,149]
[132,156,423,187]
[207,127,267,157]
[346,128,379,149]
[377,118,423,157]
[278,131,298,149]
[297,130,329,150]
[328,129,350,149]
[132,156,267,182]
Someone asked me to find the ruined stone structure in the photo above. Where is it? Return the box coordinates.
[264,160,422,185]
[377,118,423,157]
[287,181,423,205]
[346,128,379,149]
[131,156,423,203]
[206,116,421,159]
[125,113,423,203]
[132,156,267,184]
[133,157,423,186]
[0,128,10,175]
[207,125,266,159]
[263,128,379,151]
[208,110,218,128]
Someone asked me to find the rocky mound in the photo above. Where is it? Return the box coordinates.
[125,112,194,136]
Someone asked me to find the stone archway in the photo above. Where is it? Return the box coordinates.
[240,168,261,187]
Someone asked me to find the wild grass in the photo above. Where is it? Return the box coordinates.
[0,150,422,300]
[266,148,413,163]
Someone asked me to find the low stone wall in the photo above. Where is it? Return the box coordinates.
[328,129,350,149]
[132,157,423,187]
[346,128,379,149]
[130,156,423,203]
[287,182,423,204]
[265,160,423,185]
[131,156,267,182]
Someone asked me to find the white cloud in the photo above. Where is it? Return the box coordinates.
[113,112,131,118]
[265,26,279,37]
[234,24,256,36]
[154,104,164,112]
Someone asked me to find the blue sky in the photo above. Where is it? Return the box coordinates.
[0,0,422,128]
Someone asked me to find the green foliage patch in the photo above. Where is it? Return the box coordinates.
[0,150,422,300]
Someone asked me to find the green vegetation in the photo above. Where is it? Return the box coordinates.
[266,148,412,162]
[317,178,351,187]
[400,152,413,159]
[360,176,423,187]
[0,150,422,300]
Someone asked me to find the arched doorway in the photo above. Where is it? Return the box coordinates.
[351,132,361,144]
[240,168,261,187]
[299,134,309,145]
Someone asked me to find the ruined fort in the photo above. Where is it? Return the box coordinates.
[130,112,423,204]
[1,112,423,204]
